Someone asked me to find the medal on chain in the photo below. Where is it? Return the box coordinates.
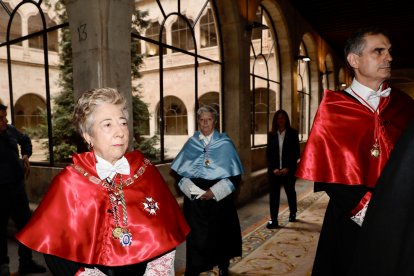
[370,139,381,158]
[351,88,382,158]
[202,139,211,166]
[106,175,132,247]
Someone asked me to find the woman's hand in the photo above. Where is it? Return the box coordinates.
[273,168,289,176]
[198,189,215,200]
[280,168,289,175]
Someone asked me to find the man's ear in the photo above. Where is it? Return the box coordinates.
[347,53,359,69]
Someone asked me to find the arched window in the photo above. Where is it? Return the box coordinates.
[200,9,217,48]
[250,5,281,147]
[15,94,47,162]
[297,41,310,142]
[145,22,166,56]
[253,88,277,144]
[157,96,188,136]
[28,13,58,51]
[0,3,22,45]
[2,1,69,165]
[199,91,219,110]
[172,17,194,52]
[14,94,46,131]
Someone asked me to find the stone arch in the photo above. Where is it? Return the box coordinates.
[199,91,219,111]
[14,93,46,131]
[156,95,188,135]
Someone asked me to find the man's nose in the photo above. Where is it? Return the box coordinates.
[385,51,393,61]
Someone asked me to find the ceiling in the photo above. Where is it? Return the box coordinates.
[289,0,414,70]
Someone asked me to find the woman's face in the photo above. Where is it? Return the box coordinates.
[198,111,216,136]
[83,103,129,165]
[276,113,287,130]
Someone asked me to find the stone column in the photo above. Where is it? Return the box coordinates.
[216,0,253,204]
[64,0,134,143]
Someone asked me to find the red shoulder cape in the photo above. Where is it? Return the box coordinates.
[16,151,190,266]
[296,89,414,188]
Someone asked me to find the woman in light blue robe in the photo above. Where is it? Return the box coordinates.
[171,105,244,276]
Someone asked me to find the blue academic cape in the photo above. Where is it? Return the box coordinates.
[171,130,243,179]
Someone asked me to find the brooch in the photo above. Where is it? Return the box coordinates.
[142,197,159,215]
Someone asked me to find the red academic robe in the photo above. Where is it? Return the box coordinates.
[16,151,190,267]
[296,88,414,188]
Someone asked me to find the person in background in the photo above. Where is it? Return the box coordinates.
[16,88,190,275]
[296,27,414,276]
[171,105,244,276]
[266,110,300,229]
[0,103,46,276]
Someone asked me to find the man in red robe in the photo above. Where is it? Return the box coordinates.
[296,27,414,276]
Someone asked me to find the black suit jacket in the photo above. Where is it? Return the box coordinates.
[266,127,300,177]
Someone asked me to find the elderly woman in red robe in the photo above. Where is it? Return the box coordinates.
[16,87,190,275]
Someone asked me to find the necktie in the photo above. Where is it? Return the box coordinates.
[96,156,130,180]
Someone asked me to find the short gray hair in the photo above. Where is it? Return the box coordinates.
[197,105,218,123]
[73,87,128,137]
[344,27,389,68]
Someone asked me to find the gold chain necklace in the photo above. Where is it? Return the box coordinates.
[106,175,132,246]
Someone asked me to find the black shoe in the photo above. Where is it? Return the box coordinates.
[219,261,229,276]
[266,220,279,229]
[18,260,46,275]
[289,213,297,222]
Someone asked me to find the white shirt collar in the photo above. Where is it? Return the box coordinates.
[199,132,213,144]
[345,79,391,111]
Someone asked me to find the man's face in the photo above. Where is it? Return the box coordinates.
[348,33,392,89]
[0,110,8,133]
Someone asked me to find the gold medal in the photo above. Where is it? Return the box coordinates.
[370,142,381,158]
[112,227,123,239]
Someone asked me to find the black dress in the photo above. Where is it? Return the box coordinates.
[181,176,242,274]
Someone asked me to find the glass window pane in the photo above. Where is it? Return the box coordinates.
[0,3,22,45]
[172,16,194,52]
[28,13,58,51]
[134,1,222,163]
[200,9,217,48]
[250,5,280,147]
